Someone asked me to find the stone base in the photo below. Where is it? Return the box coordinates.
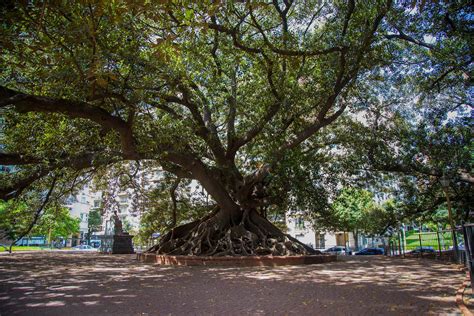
[112,234,134,254]
[137,253,337,266]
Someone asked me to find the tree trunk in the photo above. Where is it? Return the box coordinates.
[147,206,318,256]
[354,230,359,250]
[148,158,319,256]
[169,178,180,228]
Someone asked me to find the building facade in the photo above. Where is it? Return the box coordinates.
[286,214,386,251]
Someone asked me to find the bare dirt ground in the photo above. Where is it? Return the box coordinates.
[0,252,465,315]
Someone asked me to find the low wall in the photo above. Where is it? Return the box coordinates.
[136,253,337,267]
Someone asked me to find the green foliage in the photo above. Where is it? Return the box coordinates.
[363,200,398,236]
[122,217,133,233]
[0,199,79,243]
[32,204,80,242]
[328,188,375,233]
[138,176,210,242]
[87,209,102,237]
[0,1,471,237]
[314,188,398,236]
[0,200,30,241]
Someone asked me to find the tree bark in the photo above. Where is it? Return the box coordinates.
[169,178,180,228]
[354,230,359,250]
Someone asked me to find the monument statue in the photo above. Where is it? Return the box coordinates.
[110,211,134,254]
[111,211,124,235]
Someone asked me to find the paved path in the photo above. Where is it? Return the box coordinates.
[0,253,465,315]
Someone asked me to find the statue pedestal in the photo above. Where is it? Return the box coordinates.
[112,234,134,254]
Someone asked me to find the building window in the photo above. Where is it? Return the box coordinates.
[119,195,128,203]
[66,196,77,204]
[315,233,325,249]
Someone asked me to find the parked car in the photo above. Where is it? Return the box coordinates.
[355,247,385,255]
[89,240,101,248]
[409,246,435,254]
[450,242,465,251]
[72,245,98,251]
[323,246,352,255]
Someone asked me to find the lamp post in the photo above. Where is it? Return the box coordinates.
[440,174,458,261]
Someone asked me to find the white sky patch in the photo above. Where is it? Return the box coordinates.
[423,35,436,44]
[447,111,458,120]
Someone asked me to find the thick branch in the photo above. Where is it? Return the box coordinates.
[0,153,41,165]
[0,86,138,159]
[164,152,239,214]
[0,152,121,200]
[267,2,391,166]
[169,177,181,227]
[0,168,50,200]
[206,22,345,57]
[163,91,227,165]
[385,30,434,49]
[342,0,355,37]
[226,67,237,149]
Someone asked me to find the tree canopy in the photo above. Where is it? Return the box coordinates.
[0,1,471,256]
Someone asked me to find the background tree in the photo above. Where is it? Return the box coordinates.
[0,1,471,256]
[0,178,57,252]
[326,188,375,249]
[32,204,80,246]
[86,209,102,243]
[0,200,30,244]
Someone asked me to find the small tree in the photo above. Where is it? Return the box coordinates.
[0,179,57,252]
[33,205,80,246]
[0,200,30,245]
[86,209,102,243]
[330,188,375,249]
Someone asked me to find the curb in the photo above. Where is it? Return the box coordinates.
[456,269,473,316]
[137,253,337,267]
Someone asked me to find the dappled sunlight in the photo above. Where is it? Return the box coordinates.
[26,300,66,307]
[0,253,465,315]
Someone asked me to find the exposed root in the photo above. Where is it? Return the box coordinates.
[147,209,320,256]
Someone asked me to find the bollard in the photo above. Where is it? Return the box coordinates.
[418,232,423,257]
[436,230,441,258]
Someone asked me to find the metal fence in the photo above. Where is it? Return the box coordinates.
[3,236,107,250]
[461,223,474,291]
[389,222,474,280]
[389,230,462,257]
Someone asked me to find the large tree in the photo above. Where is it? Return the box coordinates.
[0,1,471,256]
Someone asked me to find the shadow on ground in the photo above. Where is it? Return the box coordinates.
[0,252,464,315]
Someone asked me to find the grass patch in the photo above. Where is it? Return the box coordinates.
[2,246,74,252]
[404,231,453,251]
[1,246,44,252]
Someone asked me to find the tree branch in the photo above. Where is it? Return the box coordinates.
[0,86,138,159]
[206,21,345,57]
[385,29,434,49]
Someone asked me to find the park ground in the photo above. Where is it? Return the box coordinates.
[0,252,466,315]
